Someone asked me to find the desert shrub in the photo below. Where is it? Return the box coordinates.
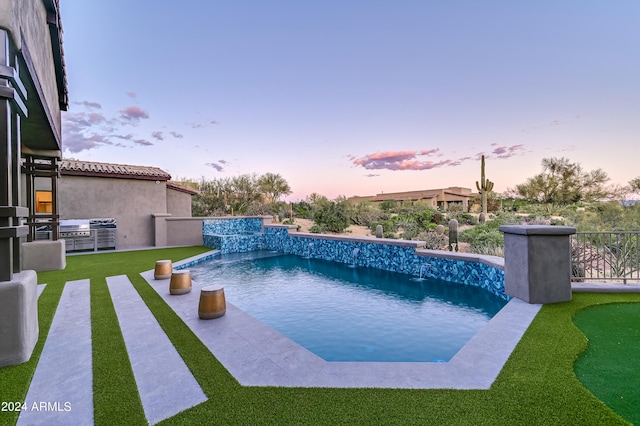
[380,200,396,212]
[491,211,521,226]
[417,226,448,250]
[459,227,504,256]
[350,202,387,227]
[431,212,445,225]
[369,207,442,240]
[470,244,505,257]
[312,199,350,233]
[292,201,313,219]
[447,211,477,226]
[370,220,397,238]
[572,201,640,232]
[524,215,551,225]
[309,223,328,234]
[245,202,267,216]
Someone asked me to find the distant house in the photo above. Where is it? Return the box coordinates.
[34,160,198,250]
[349,187,473,212]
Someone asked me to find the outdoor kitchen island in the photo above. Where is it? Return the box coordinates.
[48,219,117,252]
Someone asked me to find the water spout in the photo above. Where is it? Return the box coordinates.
[306,242,314,258]
[419,264,429,279]
[351,248,360,266]
[414,263,431,281]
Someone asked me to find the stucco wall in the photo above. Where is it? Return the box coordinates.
[166,218,204,247]
[0,1,19,46]
[59,176,167,248]
[1,0,61,136]
[166,189,192,217]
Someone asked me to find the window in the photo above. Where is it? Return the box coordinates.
[35,190,52,213]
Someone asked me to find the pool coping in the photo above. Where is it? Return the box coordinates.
[143,250,541,389]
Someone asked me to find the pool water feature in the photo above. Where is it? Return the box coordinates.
[189,251,507,362]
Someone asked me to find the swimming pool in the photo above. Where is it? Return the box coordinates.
[189,251,507,362]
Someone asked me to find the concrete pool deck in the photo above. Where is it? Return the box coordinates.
[141,252,542,389]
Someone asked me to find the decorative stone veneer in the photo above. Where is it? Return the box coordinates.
[202,219,508,299]
[202,217,264,235]
[203,234,265,253]
[202,217,266,253]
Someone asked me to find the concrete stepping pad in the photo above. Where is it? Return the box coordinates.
[18,279,93,425]
[106,275,207,424]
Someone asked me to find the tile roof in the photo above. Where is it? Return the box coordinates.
[167,181,199,195]
[60,160,171,181]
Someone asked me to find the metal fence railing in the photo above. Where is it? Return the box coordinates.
[571,232,640,283]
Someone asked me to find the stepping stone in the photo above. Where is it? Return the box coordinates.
[18,279,93,426]
[107,275,206,424]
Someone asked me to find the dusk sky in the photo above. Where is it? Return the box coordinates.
[60,1,640,201]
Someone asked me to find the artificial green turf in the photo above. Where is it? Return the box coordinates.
[0,247,637,426]
[0,246,210,426]
[91,276,146,425]
[574,303,640,425]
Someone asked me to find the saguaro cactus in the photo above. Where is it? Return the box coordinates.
[375,224,383,238]
[448,219,458,252]
[475,155,494,223]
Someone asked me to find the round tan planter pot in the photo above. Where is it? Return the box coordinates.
[154,260,172,280]
[198,285,226,319]
[169,270,192,295]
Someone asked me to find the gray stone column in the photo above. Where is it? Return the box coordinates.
[500,225,576,304]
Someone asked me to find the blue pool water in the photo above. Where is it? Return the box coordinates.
[189,251,507,362]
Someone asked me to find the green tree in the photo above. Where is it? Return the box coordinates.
[306,193,328,205]
[630,177,640,194]
[514,157,609,205]
[228,174,262,214]
[257,172,292,204]
[192,176,233,216]
[312,198,351,233]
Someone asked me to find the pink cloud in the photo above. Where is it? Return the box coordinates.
[352,150,459,171]
[491,144,525,159]
[87,112,106,124]
[119,106,149,124]
[63,133,112,153]
[418,148,440,156]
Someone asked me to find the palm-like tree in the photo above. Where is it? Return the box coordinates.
[258,173,291,204]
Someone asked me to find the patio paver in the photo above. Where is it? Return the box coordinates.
[107,275,207,424]
[18,279,93,426]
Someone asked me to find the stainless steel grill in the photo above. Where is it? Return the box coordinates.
[59,220,91,237]
[59,219,117,252]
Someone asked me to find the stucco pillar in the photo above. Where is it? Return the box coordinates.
[500,225,576,304]
[0,270,38,367]
[152,213,171,247]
